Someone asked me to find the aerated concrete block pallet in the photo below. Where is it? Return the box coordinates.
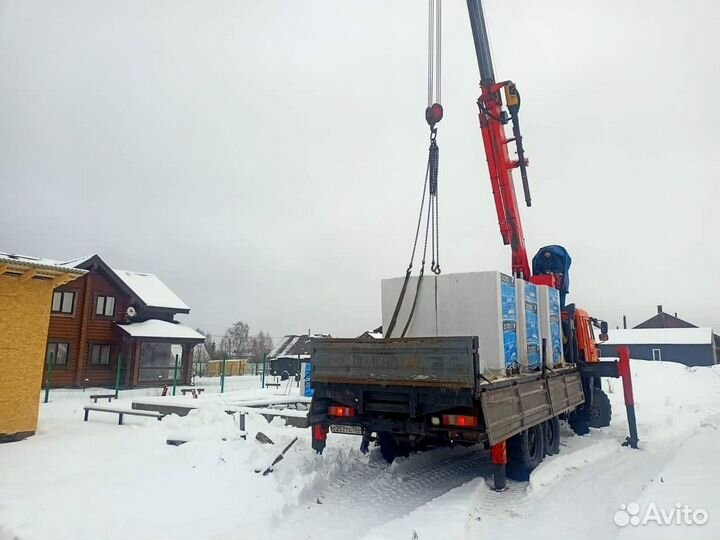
[382,271,518,378]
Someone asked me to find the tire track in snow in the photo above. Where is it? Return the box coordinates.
[465,436,688,540]
[272,446,493,540]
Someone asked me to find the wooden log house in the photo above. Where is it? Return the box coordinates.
[42,255,204,388]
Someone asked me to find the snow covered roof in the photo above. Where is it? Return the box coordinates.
[55,255,95,268]
[603,328,714,345]
[269,334,330,359]
[269,336,300,358]
[2,251,190,311]
[115,320,205,341]
[358,329,383,339]
[113,269,189,311]
[0,252,86,276]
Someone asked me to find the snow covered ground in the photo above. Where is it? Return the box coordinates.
[1,363,719,540]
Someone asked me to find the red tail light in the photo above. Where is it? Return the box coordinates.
[328,405,356,417]
[442,414,478,428]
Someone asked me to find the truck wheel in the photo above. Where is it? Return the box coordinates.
[377,432,410,463]
[544,417,560,456]
[507,424,544,480]
[588,388,612,428]
[568,410,590,436]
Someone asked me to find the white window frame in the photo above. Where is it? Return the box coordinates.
[95,295,116,317]
[652,348,662,362]
[47,342,69,365]
[51,291,75,314]
[90,344,112,366]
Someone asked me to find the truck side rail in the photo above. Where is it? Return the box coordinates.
[480,370,584,445]
[311,336,479,389]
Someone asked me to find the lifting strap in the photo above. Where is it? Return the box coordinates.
[386,1,443,339]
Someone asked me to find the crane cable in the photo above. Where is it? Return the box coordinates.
[385,0,443,340]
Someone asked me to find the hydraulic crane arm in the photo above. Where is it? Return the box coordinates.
[466,0,532,279]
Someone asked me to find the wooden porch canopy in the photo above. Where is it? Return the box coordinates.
[114,319,205,342]
[114,320,205,386]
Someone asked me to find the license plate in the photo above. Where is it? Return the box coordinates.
[330,424,363,435]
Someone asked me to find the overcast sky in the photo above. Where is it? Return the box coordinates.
[2,0,719,341]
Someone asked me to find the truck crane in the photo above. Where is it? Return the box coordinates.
[465,0,612,413]
[307,0,639,491]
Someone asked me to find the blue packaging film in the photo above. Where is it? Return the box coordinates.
[548,287,563,365]
[524,283,541,369]
[500,274,518,370]
[303,363,314,397]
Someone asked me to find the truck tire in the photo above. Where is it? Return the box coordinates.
[377,432,410,463]
[507,424,544,480]
[568,410,590,436]
[588,388,612,428]
[544,417,560,456]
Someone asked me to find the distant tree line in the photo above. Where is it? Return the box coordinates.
[193,321,274,364]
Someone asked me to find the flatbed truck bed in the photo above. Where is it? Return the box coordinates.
[309,336,634,488]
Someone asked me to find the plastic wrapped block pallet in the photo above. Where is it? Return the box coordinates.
[537,285,564,367]
[381,271,518,378]
[516,279,541,371]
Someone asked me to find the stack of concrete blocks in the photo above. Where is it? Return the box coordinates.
[299,362,314,397]
[381,271,518,379]
[537,285,564,367]
[516,279,541,371]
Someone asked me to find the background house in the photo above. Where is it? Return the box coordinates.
[357,326,383,339]
[0,253,85,442]
[268,333,329,377]
[600,305,718,366]
[41,254,204,388]
[633,306,698,329]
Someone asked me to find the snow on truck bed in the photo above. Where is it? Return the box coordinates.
[2,363,720,540]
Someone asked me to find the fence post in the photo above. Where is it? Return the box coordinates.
[43,352,54,404]
[114,353,123,399]
[172,354,179,396]
[220,354,227,393]
[261,353,266,388]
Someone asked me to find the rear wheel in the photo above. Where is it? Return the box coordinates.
[568,410,590,435]
[377,432,410,463]
[544,417,561,456]
[588,388,612,428]
[507,424,545,480]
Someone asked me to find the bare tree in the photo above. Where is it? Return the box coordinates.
[249,331,274,363]
[220,321,250,357]
[195,328,217,359]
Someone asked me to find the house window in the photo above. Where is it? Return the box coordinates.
[47,342,69,365]
[652,348,662,361]
[90,344,112,366]
[51,291,75,314]
[95,295,116,317]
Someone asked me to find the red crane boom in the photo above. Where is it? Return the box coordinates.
[467,0,532,280]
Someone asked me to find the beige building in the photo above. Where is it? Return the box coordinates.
[0,253,85,442]
[204,358,249,377]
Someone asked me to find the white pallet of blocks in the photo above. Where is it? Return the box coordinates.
[381,271,518,379]
[537,285,564,367]
[516,279,541,371]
